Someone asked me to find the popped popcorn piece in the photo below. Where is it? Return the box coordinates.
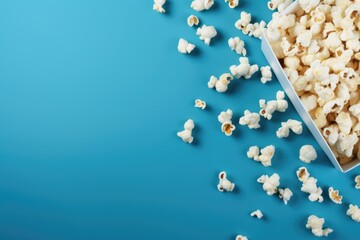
[260,66,272,84]
[225,0,239,8]
[328,187,343,204]
[191,0,214,11]
[194,99,206,109]
[299,145,317,163]
[177,119,194,144]
[235,11,251,32]
[257,173,280,195]
[278,188,293,205]
[239,110,260,129]
[218,109,236,136]
[296,167,323,202]
[217,171,235,192]
[306,215,333,237]
[235,235,248,240]
[153,0,166,13]
[259,91,288,120]
[250,209,263,219]
[230,57,258,79]
[196,25,217,45]
[296,166,310,182]
[177,38,195,54]
[276,119,303,138]
[268,0,293,12]
[247,145,275,167]
[228,37,247,55]
[187,15,200,27]
[208,73,234,93]
[252,21,267,39]
[347,204,360,222]
[355,175,360,189]
[335,132,358,158]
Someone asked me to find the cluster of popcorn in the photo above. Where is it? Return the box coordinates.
[247,145,275,167]
[235,11,267,39]
[296,167,323,202]
[306,215,333,237]
[259,91,288,120]
[230,57,259,79]
[266,0,360,164]
[257,173,293,204]
[208,73,234,92]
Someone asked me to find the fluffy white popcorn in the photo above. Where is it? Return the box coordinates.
[299,0,320,13]
[259,91,288,120]
[217,171,235,192]
[230,57,258,79]
[196,25,217,45]
[355,175,360,189]
[296,167,310,182]
[328,187,343,204]
[177,38,195,54]
[218,109,236,136]
[218,109,233,124]
[296,30,313,47]
[300,94,317,112]
[239,110,261,129]
[191,0,214,11]
[252,21,267,39]
[347,204,360,222]
[278,188,293,205]
[323,98,345,114]
[260,66,272,84]
[335,112,352,134]
[235,235,248,240]
[257,173,280,195]
[250,209,263,219]
[153,0,166,13]
[187,15,199,27]
[299,145,317,163]
[225,0,239,8]
[306,215,333,237]
[335,132,358,157]
[235,11,251,32]
[268,0,293,12]
[208,73,234,93]
[323,125,339,145]
[247,145,275,167]
[194,99,206,109]
[276,119,303,138]
[296,167,323,202]
[177,119,195,144]
[228,37,247,55]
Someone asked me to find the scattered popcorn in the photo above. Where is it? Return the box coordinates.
[239,110,260,129]
[260,66,272,84]
[191,0,214,11]
[196,25,217,45]
[328,187,343,204]
[153,0,166,13]
[177,119,195,144]
[306,215,333,237]
[257,173,280,195]
[276,119,303,138]
[208,73,234,93]
[278,188,293,205]
[177,38,195,54]
[225,0,239,8]
[228,37,247,55]
[299,145,317,163]
[247,145,275,167]
[218,109,236,136]
[355,175,360,189]
[230,57,258,79]
[235,235,248,240]
[259,91,288,120]
[187,15,200,27]
[347,204,360,222]
[194,99,206,109]
[250,209,263,219]
[296,167,323,202]
[217,171,235,192]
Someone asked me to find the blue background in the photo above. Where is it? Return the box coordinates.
[0,0,359,239]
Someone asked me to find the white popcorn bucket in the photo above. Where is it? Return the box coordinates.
[261,0,360,172]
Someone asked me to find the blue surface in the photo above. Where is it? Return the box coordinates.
[0,0,359,239]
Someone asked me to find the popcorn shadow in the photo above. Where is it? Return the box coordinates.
[211,29,224,46]
[192,124,201,146]
[191,47,202,57]
[297,216,313,237]
[226,78,242,95]
[164,0,172,15]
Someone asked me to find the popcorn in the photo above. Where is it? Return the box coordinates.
[230,57,258,79]
[276,119,303,138]
[153,0,166,13]
[268,0,293,12]
[299,145,317,163]
[218,109,236,136]
[177,38,195,54]
[306,215,333,237]
[250,209,263,219]
[247,145,275,167]
[225,0,239,8]
[257,173,280,195]
[208,73,234,93]
[355,175,360,189]
[296,30,313,48]
[217,171,235,192]
[239,110,261,129]
[191,0,214,11]
[278,188,293,205]
[335,132,358,157]
[228,37,247,56]
[187,15,200,27]
[260,66,272,84]
[196,25,217,45]
[235,12,251,32]
[259,91,288,120]
[300,94,317,112]
[296,167,310,182]
[296,167,323,202]
[323,125,339,145]
[328,187,343,204]
[335,111,352,134]
[299,0,320,13]
[252,21,267,39]
[177,119,195,144]
[235,235,248,240]
[347,204,360,222]
[194,99,206,109]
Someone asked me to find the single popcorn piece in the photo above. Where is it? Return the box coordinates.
[257,173,280,195]
[153,0,166,13]
[268,0,293,12]
[296,167,323,202]
[347,204,360,222]
[218,109,236,136]
[235,235,248,240]
[247,145,275,167]
[306,215,333,237]
[187,15,200,27]
[250,209,263,219]
[217,171,235,192]
[251,21,267,39]
[235,11,251,32]
[328,187,343,204]
[208,73,234,93]
[191,0,214,11]
[299,145,317,163]
[225,0,239,8]
[278,188,293,205]
[239,110,261,129]
[276,119,303,138]
[194,99,206,109]
[355,175,360,189]
[228,37,247,55]
[260,66,272,84]
[177,119,195,144]
[259,91,288,120]
[177,38,195,54]
[230,57,258,79]
[296,167,310,182]
[196,25,217,45]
